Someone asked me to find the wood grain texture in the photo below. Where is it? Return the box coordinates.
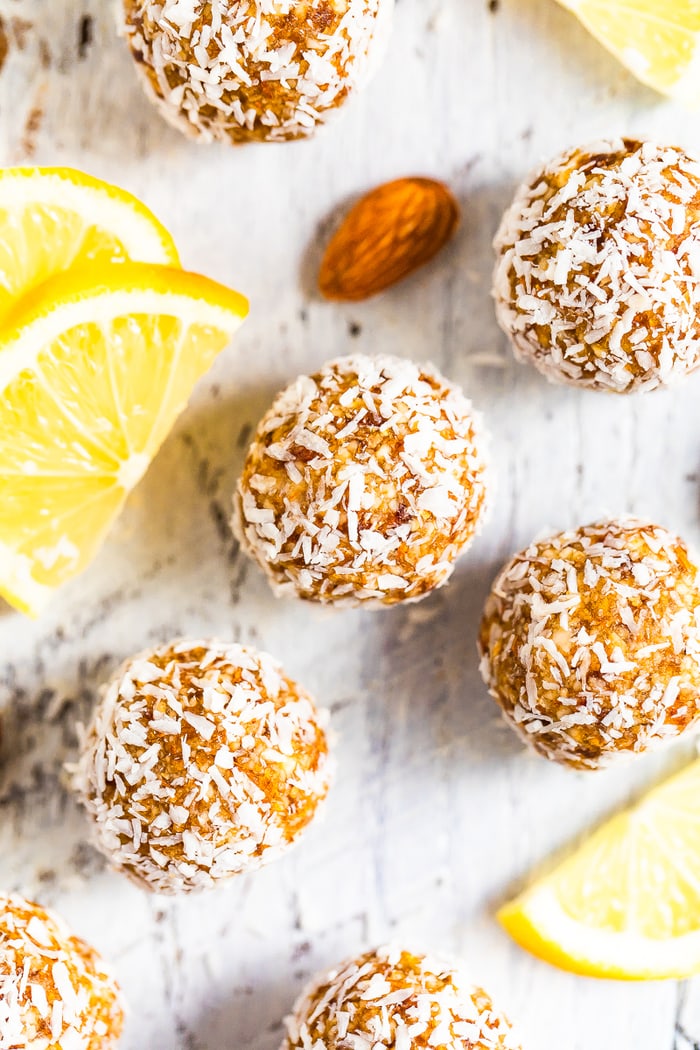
[0,0,699,1047]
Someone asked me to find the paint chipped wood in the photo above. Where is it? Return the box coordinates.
[0,0,698,1047]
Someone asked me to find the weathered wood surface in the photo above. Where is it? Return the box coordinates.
[0,0,699,1047]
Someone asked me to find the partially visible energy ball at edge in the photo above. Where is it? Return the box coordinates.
[479,518,700,770]
[0,891,123,1049]
[281,945,522,1050]
[233,353,488,607]
[122,0,395,144]
[71,640,332,893]
[493,138,700,392]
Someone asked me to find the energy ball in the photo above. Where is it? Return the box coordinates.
[493,138,700,392]
[479,518,700,770]
[233,354,488,606]
[123,0,394,144]
[72,640,331,893]
[0,891,123,1049]
[282,945,521,1050]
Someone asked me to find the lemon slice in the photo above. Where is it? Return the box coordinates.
[0,167,179,317]
[557,0,700,105]
[499,760,700,979]
[0,262,248,615]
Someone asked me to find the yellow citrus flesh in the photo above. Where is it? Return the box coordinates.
[499,760,700,979]
[0,263,248,615]
[0,167,179,318]
[557,0,700,105]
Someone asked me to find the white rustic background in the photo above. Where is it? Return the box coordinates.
[0,0,699,1047]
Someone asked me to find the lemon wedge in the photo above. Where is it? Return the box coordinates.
[0,167,179,317]
[556,0,700,105]
[499,759,700,979]
[0,262,248,615]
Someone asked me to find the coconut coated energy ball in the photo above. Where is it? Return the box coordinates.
[479,518,700,770]
[233,354,488,606]
[72,640,331,893]
[493,138,700,392]
[123,0,394,144]
[0,892,123,1049]
[282,945,521,1050]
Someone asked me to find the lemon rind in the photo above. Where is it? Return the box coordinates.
[499,759,700,980]
[0,541,54,618]
[499,883,700,980]
[557,0,700,106]
[0,263,248,615]
[0,167,180,267]
[0,263,249,396]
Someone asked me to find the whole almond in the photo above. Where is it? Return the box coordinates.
[318,177,460,302]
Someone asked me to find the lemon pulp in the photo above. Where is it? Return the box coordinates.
[0,263,248,615]
[499,759,700,979]
[558,0,700,105]
[0,167,179,317]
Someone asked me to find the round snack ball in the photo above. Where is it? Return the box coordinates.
[123,0,394,144]
[479,518,700,770]
[233,354,488,607]
[72,640,332,893]
[282,945,521,1050]
[0,892,123,1049]
[493,138,700,392]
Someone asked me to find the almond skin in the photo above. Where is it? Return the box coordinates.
[318,177,460,302]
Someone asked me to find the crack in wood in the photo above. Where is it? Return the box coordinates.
[673,984,700,1050]
[675,1026,700,1050]
[77,14,93,59]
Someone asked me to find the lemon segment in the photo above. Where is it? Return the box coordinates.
[498,760,700,979]
[0,263,248,615]
[0,167,179,318]
[557,0,700,105]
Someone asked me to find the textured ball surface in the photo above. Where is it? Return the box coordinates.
[0,892,123,1049]
[123,0,394,143]
[479,519,700,769]
[282,945,521,1050]
[493,138,700,392]
[72,640,331,893]
[233,354,488,606]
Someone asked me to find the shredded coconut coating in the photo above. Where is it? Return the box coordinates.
[71,640,332,894]
[479,518,700,770]
[122,0,394,144]
[493,138,700,392]
[281,945,521,1050]
[0,892,123,1050]
[232,354,488,607]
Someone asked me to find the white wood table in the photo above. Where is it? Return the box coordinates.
[0,1,699,1047]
